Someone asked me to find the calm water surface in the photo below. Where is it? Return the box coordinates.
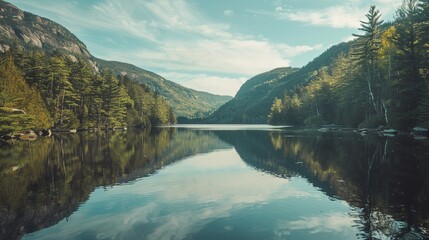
[1,125,429,239]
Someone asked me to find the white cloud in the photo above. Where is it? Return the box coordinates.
[9,0,324,95]
[133,38,291,76]
[257,0,401,29]
[276,5,364,28]
[275,6,283,13]
[224,9,234,17]
[126,40,322,79]
[278,44,323,57]
[160,72,247,96]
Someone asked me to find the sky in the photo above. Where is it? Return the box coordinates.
[8,0,401,96]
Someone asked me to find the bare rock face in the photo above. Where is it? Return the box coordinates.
[0,1,91,63]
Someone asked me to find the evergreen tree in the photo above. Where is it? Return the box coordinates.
[416,0,429,125]
[268,98,283,124]
[0,49,176,133]
[0,55,51,135]
[69,60,92,127]
[99,72,129,128]
[352,5,386,123]
[46,56,77,127]
[87,74,103,128]
[391,0,424,128]
[20,51,47,90]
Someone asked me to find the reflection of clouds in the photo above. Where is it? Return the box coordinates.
[156,150,310,205]
[281,213,354,234]
[122,202,159,225]
[24,149,347,240]
[134,150,314,240]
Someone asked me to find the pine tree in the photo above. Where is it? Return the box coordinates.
[20,51,48,90]
[69,60,92,127]
[379,26,398,125]
[50,57,81,128]
[99,72,129,128]
[0,55,51,135]
[332,54,367,126]
[87,74,103,128]
[352,5,386,123]
[391,0,425,128]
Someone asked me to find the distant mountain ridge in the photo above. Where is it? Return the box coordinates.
[0,0,231,118]
[206,42,351,123]
[95,59,232,118]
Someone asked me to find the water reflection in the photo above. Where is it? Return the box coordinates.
[0,129,229,239]
[0,126,428,239]
[216,130,429,239]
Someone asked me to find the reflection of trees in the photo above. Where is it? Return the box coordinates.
[0,129,229,239]
[216,130,429,239]
[2,128,427,239]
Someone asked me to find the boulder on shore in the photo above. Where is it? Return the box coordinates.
[15,130,38,141]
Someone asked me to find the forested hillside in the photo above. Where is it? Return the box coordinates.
[268,1,429,129]
[0,0,230,124]
[96,59,232,118]
[207,0,429,129]
[0,49,175,136]
[206,43,351,123]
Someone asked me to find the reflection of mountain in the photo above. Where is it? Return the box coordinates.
[215,130,429,239]
[0,129,229,240]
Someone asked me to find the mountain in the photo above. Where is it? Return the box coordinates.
[0,0,231,118]
[205,42,351,123]
[95,59,232,118]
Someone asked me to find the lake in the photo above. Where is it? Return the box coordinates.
[1,125,429,240]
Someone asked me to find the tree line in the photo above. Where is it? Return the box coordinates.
[0,49,175,136]
[269,0,429,129]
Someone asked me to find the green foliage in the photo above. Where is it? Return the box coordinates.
[0,50,176,136]
[95,58,232,119]
[121,75,176,127]
[389,0,425,129]
[207,43,350,124]
[0,0,213,126]
[352,5,386,122]
[208,67,299,123]
[0,107,34,136]
[267,1,429,129]
[0,55,51,136]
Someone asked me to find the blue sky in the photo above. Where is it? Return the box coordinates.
[9,0,401,96]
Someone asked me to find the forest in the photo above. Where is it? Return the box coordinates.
[268,0,429,130]
[0,49,176,137]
